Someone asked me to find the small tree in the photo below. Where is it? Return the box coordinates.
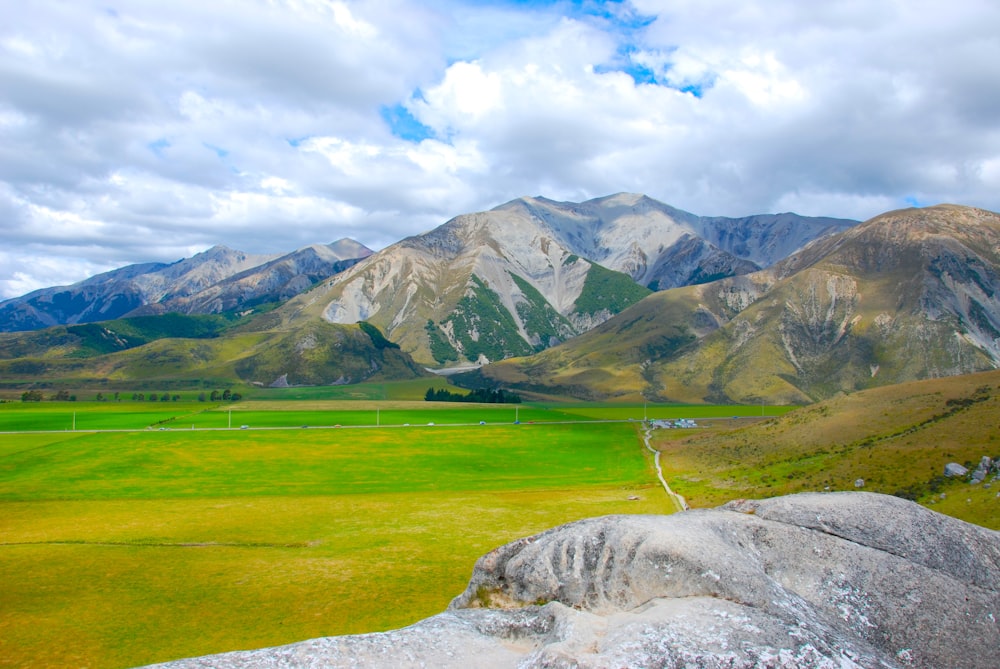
[197,392,206,402]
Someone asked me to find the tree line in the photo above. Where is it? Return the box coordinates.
[424,387,521,404]
[21,389,242,402]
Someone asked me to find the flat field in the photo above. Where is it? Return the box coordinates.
[0,396,792,432]
[0,402,676,669]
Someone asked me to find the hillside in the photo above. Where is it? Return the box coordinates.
[290,193,853,366]
[0,313,427,390]
[653,368,1000,529]
[475,204,1000,403]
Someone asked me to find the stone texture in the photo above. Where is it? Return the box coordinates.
[945,462,969,477]
[143,492,1000,669]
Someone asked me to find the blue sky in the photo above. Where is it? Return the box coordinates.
[2,0,999,298]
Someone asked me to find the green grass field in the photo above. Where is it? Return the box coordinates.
[0,396,792,432]
[0,404,673,669]
[1,390,936,669]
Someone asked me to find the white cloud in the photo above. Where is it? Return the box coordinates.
[425,61,504,119]
[2,0,1000,300]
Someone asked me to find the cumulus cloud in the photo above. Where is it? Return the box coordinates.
[1,0,999,298]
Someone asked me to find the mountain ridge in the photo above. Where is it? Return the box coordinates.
[0,239,372,332]
[294,193,855,366]
[472,203,1000,403]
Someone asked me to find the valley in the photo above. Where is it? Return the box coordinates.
[2,197,1000,668]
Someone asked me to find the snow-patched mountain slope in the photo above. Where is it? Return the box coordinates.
[308,193,855,366]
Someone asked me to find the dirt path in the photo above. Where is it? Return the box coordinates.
[642,423,689,513]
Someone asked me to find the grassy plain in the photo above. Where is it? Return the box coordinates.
[0,396,791,432]
[0,406,671,669]
[5,373,996,669]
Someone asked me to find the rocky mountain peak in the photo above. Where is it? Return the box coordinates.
[308,194,857,366]
[475,202,1000,403]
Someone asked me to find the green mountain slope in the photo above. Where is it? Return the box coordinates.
[0,313,427,390]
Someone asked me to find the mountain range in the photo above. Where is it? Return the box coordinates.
[2,195,998,402]
[274,193,856,366]
[0,239,372,332]
[473,204,1000,403]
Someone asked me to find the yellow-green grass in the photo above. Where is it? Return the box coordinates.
[651,370,1000,530]
[1,423,669,668]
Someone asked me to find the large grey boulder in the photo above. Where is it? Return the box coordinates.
[945,462,969,477]
[143,493,1000,669]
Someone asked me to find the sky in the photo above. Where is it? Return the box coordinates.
[2,0,999,299]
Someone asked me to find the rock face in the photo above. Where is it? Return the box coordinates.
[144,493,1000,669]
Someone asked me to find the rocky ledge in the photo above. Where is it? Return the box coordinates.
[145,492,999,669]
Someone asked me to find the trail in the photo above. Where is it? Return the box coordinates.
[642,423,689,513]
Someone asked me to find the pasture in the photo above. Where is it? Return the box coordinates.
[0,394,791,432]
[0,399,683,669]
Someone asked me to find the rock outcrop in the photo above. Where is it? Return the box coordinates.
[143,492,1000,669]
